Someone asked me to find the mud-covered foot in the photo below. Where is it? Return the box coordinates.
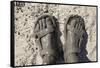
[64,15,85,63]
[34,13,58,64]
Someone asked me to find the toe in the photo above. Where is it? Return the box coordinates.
[39,20,43,30]
[76,22,79,30]
[70,19,76,29]
[79,21,84,31]
[34,23,40,32]
[42,18,46,29]
[78,23,81,31]
[46,17,53,28]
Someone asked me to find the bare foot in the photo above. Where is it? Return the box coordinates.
[64,15,85,63]
[34,14,58,64]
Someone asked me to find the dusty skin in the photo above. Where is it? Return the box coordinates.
[34,14,59,64]
[64,15,86,63]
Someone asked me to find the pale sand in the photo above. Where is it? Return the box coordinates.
[14,2,97,66]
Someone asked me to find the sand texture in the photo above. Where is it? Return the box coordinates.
[13,2,97,66]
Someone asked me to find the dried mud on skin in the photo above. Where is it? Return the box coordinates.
[14,2,97,66]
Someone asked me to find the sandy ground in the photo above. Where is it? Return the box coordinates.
[13,2,97,66]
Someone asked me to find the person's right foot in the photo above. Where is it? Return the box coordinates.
[64,15,85,63]
[34,14,58,64]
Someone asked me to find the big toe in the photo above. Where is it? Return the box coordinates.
[46,17,53,28]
